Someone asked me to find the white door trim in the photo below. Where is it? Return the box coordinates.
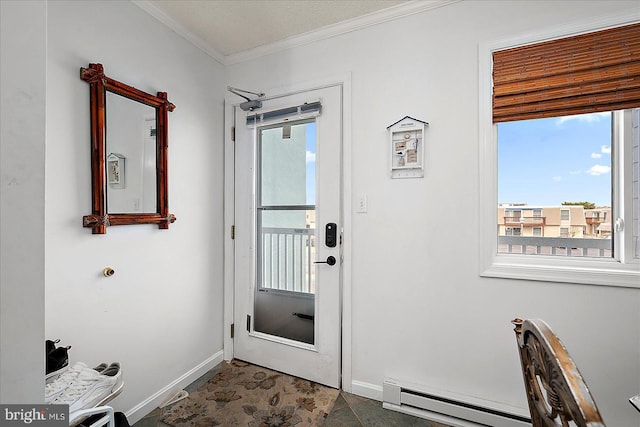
[223,98,236,362]
[223,73,352,391]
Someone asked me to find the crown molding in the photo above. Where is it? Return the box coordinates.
[132,0,459,66]
[225,0,460,65]
[131,0,226,65]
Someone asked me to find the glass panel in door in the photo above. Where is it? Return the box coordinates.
[255,120,317,344]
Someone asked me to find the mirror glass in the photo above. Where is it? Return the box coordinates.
[105,92,157,214]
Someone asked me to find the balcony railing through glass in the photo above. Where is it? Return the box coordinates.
[498,236,612,257]
[259,227,316,293]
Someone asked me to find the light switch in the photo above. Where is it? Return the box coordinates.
[357,195,368,213]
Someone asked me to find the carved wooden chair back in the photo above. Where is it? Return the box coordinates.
[511,318,606,427]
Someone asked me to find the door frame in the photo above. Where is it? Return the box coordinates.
[223,73,353,391]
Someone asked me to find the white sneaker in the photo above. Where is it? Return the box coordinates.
[45,362,108,403]
[51,362,123,412]
[45,362,87,403]
[46,365,68,384]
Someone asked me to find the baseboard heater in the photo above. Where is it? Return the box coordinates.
[382,378,531,427]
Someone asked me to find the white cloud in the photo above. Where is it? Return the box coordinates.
[556,112,610,126]
[552,176,562,182]
[585,164,611,176]
[306,150,316,163]
[589,146,609,160]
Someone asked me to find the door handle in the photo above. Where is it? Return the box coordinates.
[314,256,336,266]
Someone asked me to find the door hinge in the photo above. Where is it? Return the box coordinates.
[231,126,236,142]
[230,323,235,339]
[231,225,235,239]
[246,314,251,332]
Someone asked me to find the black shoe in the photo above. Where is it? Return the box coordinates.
[46,339,71,380]
[45,339,59,355]
[114,412,130,427]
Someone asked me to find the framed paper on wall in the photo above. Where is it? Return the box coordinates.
[387,116,428,178]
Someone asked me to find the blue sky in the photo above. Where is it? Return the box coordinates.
[305,122,316,205]
[497,112,612,207]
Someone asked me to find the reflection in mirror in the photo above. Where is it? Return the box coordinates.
[106,92,157,213]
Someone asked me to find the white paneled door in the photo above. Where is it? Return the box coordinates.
[233,85,342,387]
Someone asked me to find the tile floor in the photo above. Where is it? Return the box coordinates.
[132,364,451,427]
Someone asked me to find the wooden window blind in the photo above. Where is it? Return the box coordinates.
[493,22,640,123]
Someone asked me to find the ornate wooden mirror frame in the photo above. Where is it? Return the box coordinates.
[81,63,176,234]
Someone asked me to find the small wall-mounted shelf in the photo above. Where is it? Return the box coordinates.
[387,116,428,179]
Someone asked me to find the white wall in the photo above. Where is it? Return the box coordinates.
[2,1,639,425]
[44,0,225,419]
[0,0,47,404]
[227,1,640,426]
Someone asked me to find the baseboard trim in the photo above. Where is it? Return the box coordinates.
[351,380,383,401]
[382,403,485,427]
[125,350,224,424]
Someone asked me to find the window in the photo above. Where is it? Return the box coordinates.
[506,227,522,236]
[634,108,640,259]
[480,18,640,288]
[504,209,521,219]
[256,120,317,294]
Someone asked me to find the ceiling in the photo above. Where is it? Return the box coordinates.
[138,0,414,60]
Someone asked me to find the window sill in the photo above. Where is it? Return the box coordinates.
[481,255,640,289]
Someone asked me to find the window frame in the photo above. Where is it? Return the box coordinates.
[479,12,640,288]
